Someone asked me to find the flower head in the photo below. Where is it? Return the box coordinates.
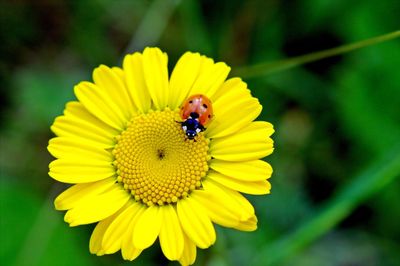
[48,47,274,265]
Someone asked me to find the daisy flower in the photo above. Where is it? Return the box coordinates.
[48,47,274,265]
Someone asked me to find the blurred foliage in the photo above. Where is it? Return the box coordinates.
[1,0,399,266]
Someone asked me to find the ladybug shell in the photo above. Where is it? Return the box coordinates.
[180,94,213,126]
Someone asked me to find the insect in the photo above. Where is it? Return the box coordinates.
[180,94,213,139]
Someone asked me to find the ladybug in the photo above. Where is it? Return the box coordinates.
[180,94,213,139]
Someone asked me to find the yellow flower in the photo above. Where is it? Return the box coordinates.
[48,47,274,265]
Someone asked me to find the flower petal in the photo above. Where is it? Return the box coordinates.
[122,245,142,262]
[233,215,258,232]
[49,158,115,184]
[51,101,118,148]
[210,159,272,182]
[189,57,230,99]
[123,53,151,113]
[111,66,125,80]
[207,171,271,195]
[177,197,216,249]
[102,202,139,254]
[178,233,197,266]
[201,178,254,220]
[132,205,162,249]
[209,121,274,161]
[48,137,112,162]
[211,77,244,102]
[93,65,136,119]
[74,81,126,130]
[142,47,169,110]
[191,191,239,228]
[54,177,116,210]
[159,205,184,260]
[89,212,119,256]
[121,204,145,261]
[206,79,262,138]
[64,185,130,226]
[168,52,202,110]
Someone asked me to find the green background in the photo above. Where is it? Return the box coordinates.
[1,0,399,265]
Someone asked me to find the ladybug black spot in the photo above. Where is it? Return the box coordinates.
[208,114,211,118]
[190,112,199,119]
[189,100,193,104]
[203,103,208,108]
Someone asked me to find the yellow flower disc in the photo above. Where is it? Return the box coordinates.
[113,109,209,206]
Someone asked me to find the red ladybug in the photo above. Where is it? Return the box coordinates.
[180,94,213,139]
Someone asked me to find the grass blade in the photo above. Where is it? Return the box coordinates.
[233,30,400,78]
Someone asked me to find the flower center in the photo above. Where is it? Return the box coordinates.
[113,109,210,206]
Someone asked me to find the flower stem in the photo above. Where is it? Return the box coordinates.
[253,144,400,266]
[233,30,400,78]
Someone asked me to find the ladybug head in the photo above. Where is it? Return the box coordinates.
[185,129,197,140]
[181,117,205,140]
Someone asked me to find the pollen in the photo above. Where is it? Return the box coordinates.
[113,109,210,206]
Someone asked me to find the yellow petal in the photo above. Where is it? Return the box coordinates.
[93,65,136,119]
[74,81,126,130]
[177,197,216,249]
[49,158,115,184]
[159,205,184,260]
[168,52,202,110]
[201,178,254,220]
[210,159,272,182]
[54,177,116,210]
[121,204,145,261]
[207,171,271,195]
[64,185,130,226]
[111,66,125,80]
[191,191,239,228]
[51,101,118,148]
[89,212,119,255]
[122,246,142,261]
[123,53,151,113]
[211,77,244,102]
[102,202,139,254]
[221,181,257,217]
[48,137,112,162]
[132,205,162,249]
[178,233,197,266]
[206,80,262,138]
[233,215,258,232]
[209,121,274,161]
[142,47,169,110]
[189,57,230,99]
